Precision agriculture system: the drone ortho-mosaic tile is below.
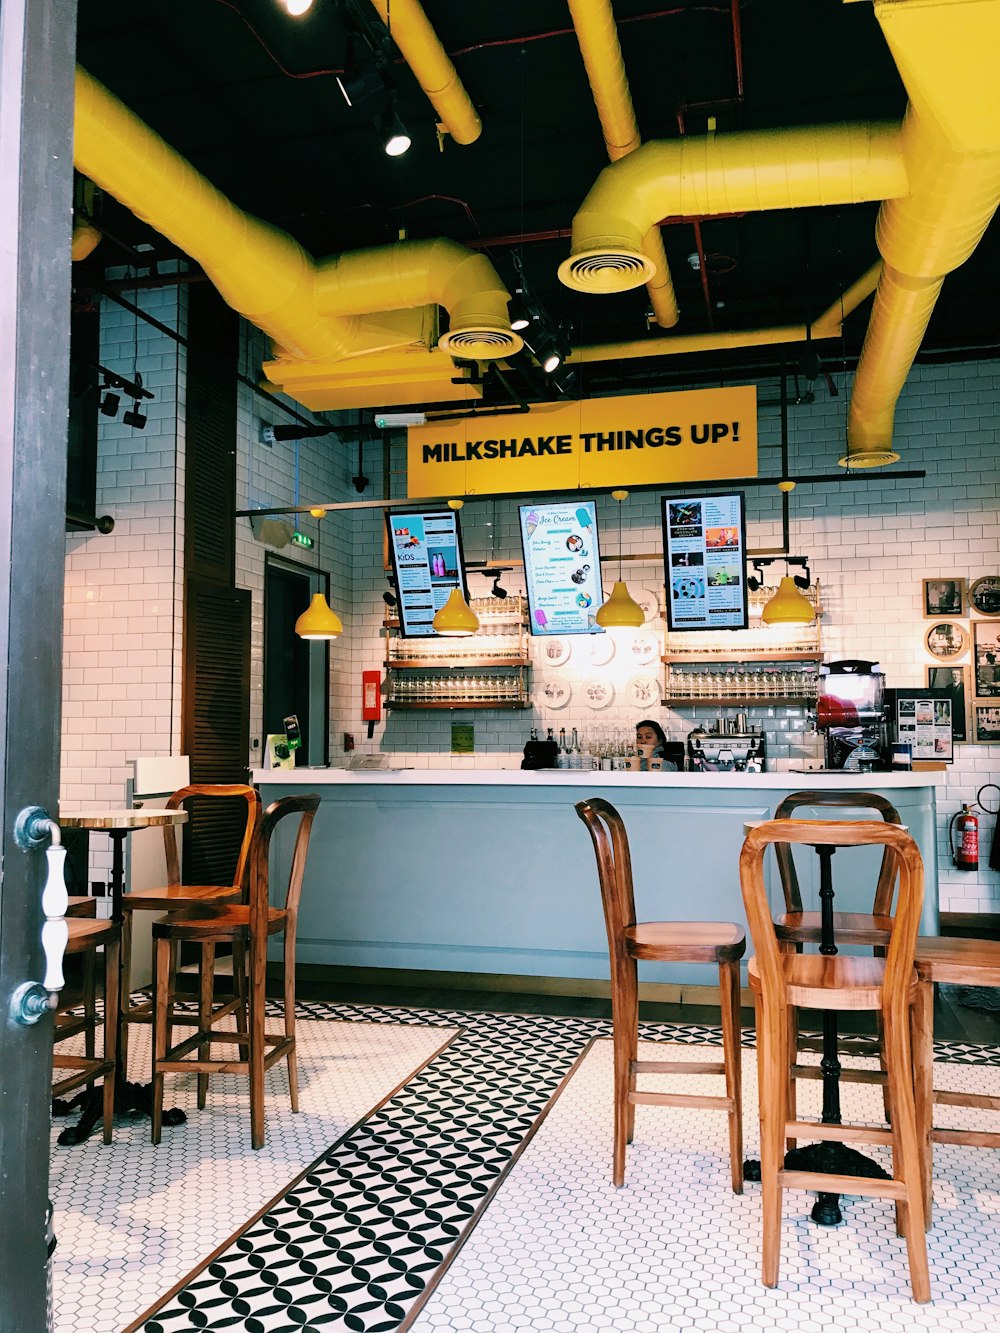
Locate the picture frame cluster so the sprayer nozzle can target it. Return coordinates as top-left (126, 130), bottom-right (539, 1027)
top-left (922, 574), bottom-right (1000, 743)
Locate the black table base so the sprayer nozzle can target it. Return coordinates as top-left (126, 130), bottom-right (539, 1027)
top-left (744, 1141), bottom-right (890, 1225)
top-left (52, 1083), bottom-right (186, 1145)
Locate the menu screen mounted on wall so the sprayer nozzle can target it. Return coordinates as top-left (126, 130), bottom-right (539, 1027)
top-left (385, 508), bottom-right (469, 637)
top-left (661, 491), bottom-right (749, 631)
top-left (519, 501), bottom-right (606, 636)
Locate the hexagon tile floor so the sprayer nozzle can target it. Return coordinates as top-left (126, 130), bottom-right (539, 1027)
top-left (49, 1001), bottom-right (1000, 1332)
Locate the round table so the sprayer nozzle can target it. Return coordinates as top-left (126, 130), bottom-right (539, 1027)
top-left (56, 808), bottom-right (188, 1143)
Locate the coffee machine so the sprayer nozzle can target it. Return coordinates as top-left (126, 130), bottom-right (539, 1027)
top-left (815, 659), bottom-right (888, 770)
top-left (687, 721), bottom-right (766, 773)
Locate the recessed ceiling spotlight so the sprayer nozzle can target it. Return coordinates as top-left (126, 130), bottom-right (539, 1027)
top-left (280, 0), bottom-right (314, 16)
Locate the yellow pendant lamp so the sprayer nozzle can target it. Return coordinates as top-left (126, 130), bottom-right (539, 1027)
top-left (295, 592), bottom-right (343, 640)
top-left (596, 490), bottom-right (644, 629)
top-left (761, 576), bottom-right (815, 625)
top-left (431, 498), bottom-right (480, 637)
top-left (432, 587), bottom-right (480, 636)
top-left (295, 507), bottom-right (343, 639)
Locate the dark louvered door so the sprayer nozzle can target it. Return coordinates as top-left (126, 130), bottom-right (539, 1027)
top-left (181, 286), bottom-right (248, 886)
top-left (184, 283), bottom-right (236, 584)
top-left (182, 578), bottom-right (251, 885)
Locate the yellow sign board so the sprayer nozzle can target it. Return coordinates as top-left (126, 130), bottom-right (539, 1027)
top-left (406, 385), bottom-right (757, 498)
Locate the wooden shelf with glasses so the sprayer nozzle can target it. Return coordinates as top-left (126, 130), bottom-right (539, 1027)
top-left (386, 699), bottom-right (530, 711)
top-left (383, 595), bottom-right (531, 710)
top-left (662, 583), bottom-right (822, 706)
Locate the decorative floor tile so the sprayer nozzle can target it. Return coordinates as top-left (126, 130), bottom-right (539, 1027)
top-left (49, 1016), bottom-right (454, 1333)
top-left (48, 1001), bottom-right (1000, 1333)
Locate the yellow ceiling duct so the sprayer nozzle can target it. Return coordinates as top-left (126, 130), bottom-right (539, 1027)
top-left (71, 221), bottom-right (101, 262)
top-left (566, 0), bottom-right (679, 329)
top-left (841, 0), bottom-right (1000, 467)
top-left (567, 262), bottom-right (881, 365)
top-left (315, 239), bottom-right (520, 359)
top-left (367, 0), bottom-right (481, 145)
top-left (73, 66), bottom-right (516, 407)
top-left (558, 123), bottom-right (907, 294)
top-left (559, 0), bottom-right (1000, 469)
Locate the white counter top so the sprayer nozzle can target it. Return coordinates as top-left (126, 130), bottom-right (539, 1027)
top-left (253, 767), bottom-right (938, 791)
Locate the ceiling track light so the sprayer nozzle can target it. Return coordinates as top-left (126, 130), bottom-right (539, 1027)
top-left (378, 92), bottom-right (411, 157)
top-left (747, 556), bottom-right (816, 625)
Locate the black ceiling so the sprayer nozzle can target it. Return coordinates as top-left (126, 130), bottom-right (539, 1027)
top-left (75, 0), bottom-right (1000, 403)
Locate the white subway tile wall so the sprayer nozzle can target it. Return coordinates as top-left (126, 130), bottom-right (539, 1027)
top-left (60, 309), bottom-right (1000, 913)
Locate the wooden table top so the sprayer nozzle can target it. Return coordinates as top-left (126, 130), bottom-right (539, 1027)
top-left (59, 809), bottom-right (187, 830)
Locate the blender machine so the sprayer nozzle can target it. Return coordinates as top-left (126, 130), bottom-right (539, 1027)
top-left (815, 660), bottom-right (888, 770)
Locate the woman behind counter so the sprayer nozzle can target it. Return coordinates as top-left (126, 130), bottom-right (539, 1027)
top-left (635, 719), bottom-right (679, 771)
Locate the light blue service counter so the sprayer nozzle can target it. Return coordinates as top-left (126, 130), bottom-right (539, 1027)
top-left (252, 769), bottom-right (940, 990)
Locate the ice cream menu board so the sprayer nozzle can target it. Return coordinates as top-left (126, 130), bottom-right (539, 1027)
top-left (385, 508), bottom-right (468, 637)
top-left (661, 491), bottom-right (748, 631)
top-left (519, 501), bottom-right (605, 636)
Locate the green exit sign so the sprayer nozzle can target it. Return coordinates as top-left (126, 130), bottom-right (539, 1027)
top-left (291, 531), bottom-right (313, 549)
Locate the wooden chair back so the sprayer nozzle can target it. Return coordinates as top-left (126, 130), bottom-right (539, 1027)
top-left (162, 784), bottom-right (261, 889)
top-left (772, 791), bottom-right (902, 917)
top-left (740, 818), bottom-right (924, 1016)
top-left (575, 797), bottom-right (637, 958)
top-left (248, 794), bottom-right (321, 947)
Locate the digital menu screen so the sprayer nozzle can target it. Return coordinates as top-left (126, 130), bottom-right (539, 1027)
top-left (385, 508), bottom-right (469, 637)
top-left (661, 491), bottom-right (748, 631)
top-left (519, 501), bottom-right (605, 636)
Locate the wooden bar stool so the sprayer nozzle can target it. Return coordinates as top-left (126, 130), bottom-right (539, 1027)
top-left (53, 918), bottom-right (121, 1145)
top-left (150, 794), bottom-right (319, 1150)
top-left (740, 818), bottom-right (931, 1303)
top-left (119, 784), bottom-right (260, 1082)
top-left (575, 796), bottom-right (745, 1192)
top-left (912, 934), bottom-right (1000, 1219)
top-left (772, 791), bottom-right (902, 1127)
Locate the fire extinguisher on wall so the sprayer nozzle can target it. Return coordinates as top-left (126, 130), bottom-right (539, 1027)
top-left (950, 803), bottom-right (979, 872)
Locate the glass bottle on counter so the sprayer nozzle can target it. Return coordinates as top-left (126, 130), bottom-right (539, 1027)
top-left (557, 727), bottom-right (569, 768)
top-left (569, 728), bottom-right (582, 770)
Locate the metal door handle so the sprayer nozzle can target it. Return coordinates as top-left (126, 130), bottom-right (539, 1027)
top-left (9, 806), bottom-right (68, 1025)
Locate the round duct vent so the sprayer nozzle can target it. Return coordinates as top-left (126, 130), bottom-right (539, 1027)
top-left (838, 448), bottom-right (901, 469)
top-left (439, 327), bottom-right (524, 359)
top-left (558, 248), bottom-right (653, 293)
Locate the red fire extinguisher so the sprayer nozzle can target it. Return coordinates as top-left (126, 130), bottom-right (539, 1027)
top-left (950, 803), bottom-right (979, 872)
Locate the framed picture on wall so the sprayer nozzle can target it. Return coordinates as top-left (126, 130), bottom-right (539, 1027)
top-left (925, 665), bottom-right (971, 742)
top-left (924, 621), bottom-right (968, 661)
top-left (973, 619), bottom-right (1000, 697)
top-left (969, 576), bottom-right (1000, 617)
top-left (974, 703), bottom-right (1000, 744)
top-left (923, 577), bottom-right (965, 617)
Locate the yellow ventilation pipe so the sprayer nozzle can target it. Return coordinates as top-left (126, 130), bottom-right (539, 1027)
top-left (71, 222), bottom-right (101, 262)
top-left (316, 239), bottom-right (520, 359)
top-left (74, 66), bottom-right (359, 362)
top-left (558, 123), bottom-right (907, 294)
top-left (368, 0), bottom-right (481, 145)
top-left (73, 67), bottom-right (517, 367)
top-left (566, 0), bottom-right (679, 328)
top-left (841, 0), bottom-right (1000, 466)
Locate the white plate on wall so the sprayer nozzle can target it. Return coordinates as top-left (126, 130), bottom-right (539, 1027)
top-left (538, 636), bottom-right (571, 667)
top-left (633, 586), bottom-right (662, 623)
top-left (627, 675), bottom-right (660, 709)
top-left (624, 630), bottom-right (659, 666)
top-left (585, 634), bottom-right (615, 666)
top-left (582, 677), bottom-right (615, 709)
top-left (541, 678), bottom-right (571, 709)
